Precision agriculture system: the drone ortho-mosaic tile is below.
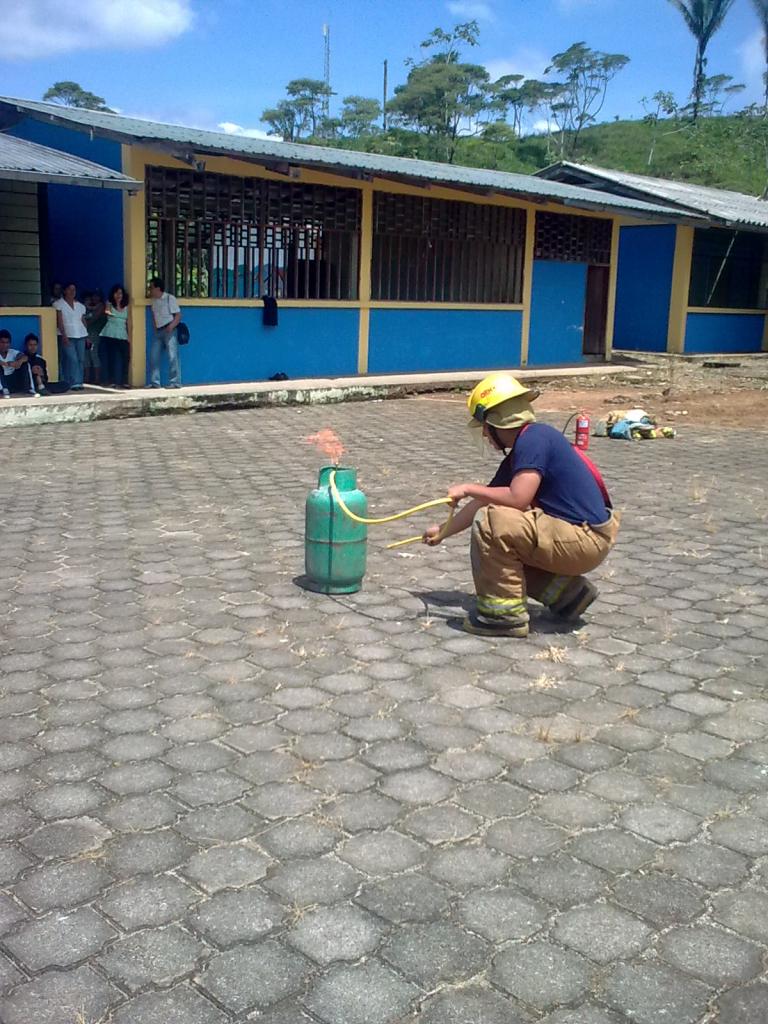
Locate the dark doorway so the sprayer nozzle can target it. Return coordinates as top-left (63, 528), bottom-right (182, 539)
top-left (583, 264), bottom-right (610, 356)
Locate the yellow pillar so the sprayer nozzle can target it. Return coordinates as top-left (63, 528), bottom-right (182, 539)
top-left (40, 307), bottom-right (58, 381)
top-left (667, 225), bottom-right (694, 355)
top-left (604, 218), bottom-right (621, 361)
top-left (357, 186), bottom-right (373, 374)
top-left (122, 145), bottom-right (148, 387)
top-left (519, 206), bottom-right (536, 367)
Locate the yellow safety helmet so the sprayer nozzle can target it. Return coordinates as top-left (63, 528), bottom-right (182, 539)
top-left (467, 374), bottom-right (539, 427)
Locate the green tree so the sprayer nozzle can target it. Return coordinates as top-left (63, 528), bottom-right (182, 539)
top-left (261, 78), bottom-right (333, 141)
top-left (261, 100), bottom-right (302, 141)
top-left (43, 81), bottom-right (112, 111)
top-left (642, 90), bottom-right (680, 166)
top-left (387, 21), bottom-right (491, 162)
top-left (489, 75), bottom-right (551, 137)
top-left (545, 42), bottom-right (629, 157)
top-left (667, 0), bottom-right (736, 122)
top-left (750, 0), bottom-right (768, 109)
top-left (340, 96), bottom-right (382, 137)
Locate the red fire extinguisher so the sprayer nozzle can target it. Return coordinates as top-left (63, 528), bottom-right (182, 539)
top-left (574, 410), bottom-right (591, 451)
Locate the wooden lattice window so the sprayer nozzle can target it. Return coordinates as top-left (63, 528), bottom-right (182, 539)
top-left (371, 193), bottom-right (525, 303)
top-left (535, 212), bottom-right (612, 265)
top-left (146, 167), bottom-right (361, 300)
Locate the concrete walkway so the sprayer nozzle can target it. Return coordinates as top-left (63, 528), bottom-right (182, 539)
top-left (0, 363), bottom-right (636, 429)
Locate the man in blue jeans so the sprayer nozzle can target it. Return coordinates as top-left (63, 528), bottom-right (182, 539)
top-left (149, 277), bottom-right (182, 388)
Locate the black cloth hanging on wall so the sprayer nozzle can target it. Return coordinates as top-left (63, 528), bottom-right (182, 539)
top-left (263, 296), bottom-right (278, 327)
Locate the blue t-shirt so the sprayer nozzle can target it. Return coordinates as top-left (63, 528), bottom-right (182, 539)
top-left (489, 422), bottom-right (609, 526)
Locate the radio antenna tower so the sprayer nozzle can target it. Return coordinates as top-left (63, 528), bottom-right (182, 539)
top-left (322, 23), bottom-right (331, 121)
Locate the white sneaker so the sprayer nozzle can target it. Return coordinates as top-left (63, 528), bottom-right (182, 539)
top-left (1, 389), bottom-right (9, 399)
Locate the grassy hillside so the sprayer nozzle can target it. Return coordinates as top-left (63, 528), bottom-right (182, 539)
top-left (457, 116), bottom-right (768, 196)
top-left (318, 115), bottom-right (768, 195)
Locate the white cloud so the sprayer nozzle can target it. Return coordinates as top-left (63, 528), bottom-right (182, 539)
top-left (218, 122), bottom-right (276, 141)
top-left (485, 48), bottom-right (549, 84)
top-left (532, 118), bottom-right (554, 135)
top-left (0, 0), bottom-right (193, 60)
top-left (740, 28), bottom-right (765, 82)
top-left (446, 0), bottom-right (494, 20)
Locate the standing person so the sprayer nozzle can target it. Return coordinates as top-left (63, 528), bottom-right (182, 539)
top-left (100, 284), bottom-right (131, 388)
top-left (53, 283), bottom-right (88, 390)
top-left (149, 277), bottom-right (181, 388)
top-left (422, 374), bottom-right (620, 638)
top-left (83, 289), bottom-right (107, 385)
top-left (0, 329), bottom-right (34, 398)
top-left (50, 282), bottom-right (63, 369)
top-left (23, 333), bottom-right (50, 395)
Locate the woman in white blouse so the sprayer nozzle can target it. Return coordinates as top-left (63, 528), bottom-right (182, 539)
top-left (53, 283), bottom-right (88, 390)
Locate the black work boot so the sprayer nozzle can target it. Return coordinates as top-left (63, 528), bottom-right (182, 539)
top-left (549, 577), bottom-right (598, 621)
top-left (462, 609), bottom-right (529, 638)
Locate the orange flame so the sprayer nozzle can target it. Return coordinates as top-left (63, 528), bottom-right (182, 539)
top-left (305, 429), bottom-right (346, 465)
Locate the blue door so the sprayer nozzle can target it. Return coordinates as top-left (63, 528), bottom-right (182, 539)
top-left (528, 260), bottom-right (587, 365)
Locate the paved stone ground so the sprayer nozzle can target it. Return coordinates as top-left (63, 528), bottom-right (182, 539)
top-left (1, 399), bottom-right (767, 1024)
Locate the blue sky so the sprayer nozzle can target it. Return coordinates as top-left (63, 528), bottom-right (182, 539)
top-left (1, 0), bottom-right (766, 137)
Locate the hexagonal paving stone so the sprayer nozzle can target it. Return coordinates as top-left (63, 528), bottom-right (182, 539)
top-left (100, 874), bottom-right (201, 930)
top-left (111, 984), bottom-right (228, 1024)
top-left (3, 906), bottom-right (117, 971)
top-left (601, 962), bottom-right (712, 1024)
top-left (491, 941), bottom-right (591, 1010)
top-left (357, 872), bottom-right (451, 923)
top-left (0, 966), bottom-right (121, 1024)
top-left (338, 830), bottom-right (425, 875)
top-left (382, 921), bottom-right (489, 988)
top-left (621, 803), bottom-right (701, 844)
top-left (197, 940), bottom-right (309, 1015)
top-left (459, 887), bottom-right (548, 942)
top-left (182, 843), bottom-right (272, 892)
top-left (416, 985), bottom-right (530, 1024)
top-left (553, 903), bottom-right (652, 963)
top-left (658, 924), bottom-right (763, 986)
top-left (188, 888), bottom-right (284, 947)
top-left (264, 857), bottom-right (362, 906)
top-left (717, 983), bottom-right (768, 1024)
top-left (287, 903), bottom-right (383, 964)
top-left (97, 925), bottom-right (208, 992)
top-left (302, 960), bottom-right (418, 1024)
top-left (14, 858), bottom-right (111, 913)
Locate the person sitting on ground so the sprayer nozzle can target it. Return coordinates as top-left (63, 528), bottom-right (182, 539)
top-left (422, 373), bottom-right (620, 638)
top-left (0, 329), bottom-right (34, 398)
top-left (23, 333), bottom-right (50, 396)
top-left (84, 289), bottom-right (107, 385)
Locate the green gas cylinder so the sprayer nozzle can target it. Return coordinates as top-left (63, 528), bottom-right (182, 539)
top-left (305, 466), bottom-right (367, 594)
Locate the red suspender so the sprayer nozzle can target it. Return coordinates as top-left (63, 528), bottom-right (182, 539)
top-left (516, 424), bottom-right (613, 509)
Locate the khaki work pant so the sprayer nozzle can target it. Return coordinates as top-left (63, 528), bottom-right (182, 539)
top-left (470, 506), bottom-right (621, 623)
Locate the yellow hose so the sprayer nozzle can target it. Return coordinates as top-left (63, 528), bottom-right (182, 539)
top-left (328, 469), bottom-right (454, 549)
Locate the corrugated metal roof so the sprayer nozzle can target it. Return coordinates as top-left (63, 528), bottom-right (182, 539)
top-left (0, 131), bottom-right (141, 189)
top-left (0, 97), bottom-right (703, 223)
top-left (538, 161), bottom-right (768, 230)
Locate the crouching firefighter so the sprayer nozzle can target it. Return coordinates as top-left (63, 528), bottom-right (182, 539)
top-left (423, 374), bottom-right (620, 638)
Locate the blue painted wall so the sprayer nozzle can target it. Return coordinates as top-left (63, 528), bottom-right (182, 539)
top-left (367, 309), bottom-right (522, 373)
top-left (527, 260), bottom-right (587, 365)
top-left (613, 224), bottom-right (675, 352)
top-left (0, 315), bottom-right (41, 346)
top-left (685, 312), bottom-right (765, 354)
top-left (9, 118), bottom-right (124, 295)
top-left (144, 307), bottom-right (359, 385)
